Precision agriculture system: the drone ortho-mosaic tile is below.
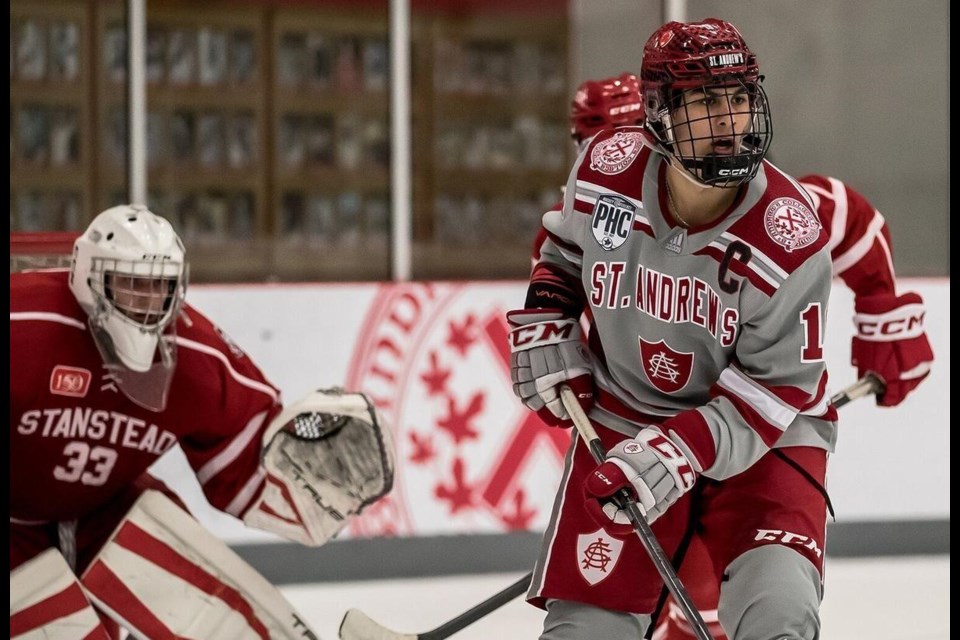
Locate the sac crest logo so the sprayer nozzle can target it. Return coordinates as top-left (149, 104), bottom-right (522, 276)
top-left (577, 530), bottom-right (624, 585)
top-left (764, 198), bottom-right (821, 253)
top-left (639, 338), bottom-right (694, 394)
top-left (345, 283), bottom-right (569, 537)
top-left (590, 131), bottom-right (644, 175)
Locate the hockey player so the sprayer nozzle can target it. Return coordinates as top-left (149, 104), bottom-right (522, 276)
top-left (534, 70), bottom-right (935, 640)
top-left (530, 72), bottom-right (645, 275)
top-left (510, 18), bottom-right (839, 638)
top-left (652, 173), bottom-right (935, 640)
top-left (10, 205), bottom-right (394, 639)
top-left (569, 72), bottom-right (646, 152)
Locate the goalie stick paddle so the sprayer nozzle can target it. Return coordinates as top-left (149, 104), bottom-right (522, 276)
top-left (338, 374), bottom-right (883, 640)
top-left (338, 572), bottom-right (530, 640)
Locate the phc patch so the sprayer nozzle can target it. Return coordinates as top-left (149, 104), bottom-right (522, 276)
top-left (50, 365), bottom-right (92, 398)
top-left (639, 338), bottom-right (694, 394)
top-left (591, 194), bottom-right (636, 251)
top-left (577, 530), bottom-right (624, 585)
top-left (589, 131), bottom-right (645, 175)
top-left (764, 198), bottom-right (821, 253)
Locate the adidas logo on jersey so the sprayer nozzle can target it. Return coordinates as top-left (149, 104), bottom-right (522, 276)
top-left (664, 231), bottom-right (684, 254)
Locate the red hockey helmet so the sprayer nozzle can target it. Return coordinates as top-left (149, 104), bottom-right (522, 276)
top-left (641, 19), bottom-right (772, 188)
top-left (569, 72), bottom-right (645, 144)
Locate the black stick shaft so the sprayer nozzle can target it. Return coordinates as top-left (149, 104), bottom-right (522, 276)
top-left (561, 386), bottom-right (714, 640)
top-left (420, 573), bottom-right (531, 640)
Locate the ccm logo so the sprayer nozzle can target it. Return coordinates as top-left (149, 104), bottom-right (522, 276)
top-left (609, 103), bottom-right (643, 116)
top-left (754, 528), bottom-right (823, 558)
top-left (718, 167), bottom-right (749, 177)
top-left (857, 313), bottom-right (924, 338)
top-left (510, 321), bottom-right (574, 348)
top-left (595, 471), bottom-right (613, 486)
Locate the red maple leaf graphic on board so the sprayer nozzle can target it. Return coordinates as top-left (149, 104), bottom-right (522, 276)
top-left (420, 351), bottom-right (451, 396)
top-left (447, 314), bottom-right (478, 356)
top-left (499, 488), bottom-right (537, 531)
top-left (437, 392), bottom-right (483, 444)
top-left (408, 431), bottom-right (435, 465)
top-left (434, 458), bottom-right (473, 513)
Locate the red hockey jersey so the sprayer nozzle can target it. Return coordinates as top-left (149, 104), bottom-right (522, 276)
top-left (10, 270), bottom-right (281, 524)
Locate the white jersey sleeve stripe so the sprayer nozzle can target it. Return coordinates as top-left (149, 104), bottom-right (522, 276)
top-left (826, 177), bottom-right (849, 253)
top-left (575, 179), bottom-right (651, 224)
top-left (803, 184), bottom-right (823, 219)
top-left (10, 311), bottom-right (86, 330)
top-left (711, 231), bottom-right (791, 293)
top-left (574, 189), bottom-right (597, 206)
top-left (876, 231), bottom-right (897, 286)
top-left (831, 210), bottom-right (887, 276)
top-left (174, 336), bottom-right (280, 402)
top-left (717, 368), bottom-right (796, 431)
top-left (551, 243), bottom-right (584, 267)
top-left (197, 410), bottom-right (269, 485)
top-left (707, 239), bottom-right (782, 290)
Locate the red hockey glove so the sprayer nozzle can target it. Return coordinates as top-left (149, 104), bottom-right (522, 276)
top-left (583, 428), bottom-right (697, 538)
top-left (851, 292), bottom-right (934, 407)
top-left (507, 308), bottom-right (594, 427)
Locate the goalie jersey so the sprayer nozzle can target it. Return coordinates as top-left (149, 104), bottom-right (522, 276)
top-left (532, 127), bottom-right (838, 480)
top-left (10, 269), bottom-right (281, 524)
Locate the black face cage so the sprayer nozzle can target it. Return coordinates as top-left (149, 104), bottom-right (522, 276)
top-left (654, 78), bottom-right (772, 188)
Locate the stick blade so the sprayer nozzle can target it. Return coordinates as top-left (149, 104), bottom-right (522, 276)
top-left (339, 608), bottom-right (418, 640)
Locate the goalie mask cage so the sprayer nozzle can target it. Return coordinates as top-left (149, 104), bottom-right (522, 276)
top-left (10, 231), bottom-right (78, 273)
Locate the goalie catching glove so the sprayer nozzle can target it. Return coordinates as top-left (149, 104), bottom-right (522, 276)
top-left (584, 428), bottom-right (697, 536)
top-left (507, 308), bottom-right (594, 427)
top-left (246, 388), bottom-right (395, 546)
top-left (851, 291), bottom-right (934, 407)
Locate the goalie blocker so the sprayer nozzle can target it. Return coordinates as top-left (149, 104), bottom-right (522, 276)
top-left (246, 388), bottom-right (396, 546)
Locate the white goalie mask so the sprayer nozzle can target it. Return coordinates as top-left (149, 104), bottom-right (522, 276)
top-left (69, 204), bottom-right (187, 410)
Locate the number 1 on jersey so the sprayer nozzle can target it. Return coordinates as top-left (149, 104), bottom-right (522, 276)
top-left (800, 302), bottom-right (824, 362)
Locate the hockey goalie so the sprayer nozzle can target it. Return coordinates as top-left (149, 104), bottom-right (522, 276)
top-left (10, 205), bottom-right (395, 639)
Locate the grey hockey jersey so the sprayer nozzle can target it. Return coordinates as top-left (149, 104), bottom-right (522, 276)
top-left (530, 127), bottom-right (838, 481)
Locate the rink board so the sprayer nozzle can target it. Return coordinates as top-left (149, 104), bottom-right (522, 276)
top-left (149, 277), bottom-right (950, 571)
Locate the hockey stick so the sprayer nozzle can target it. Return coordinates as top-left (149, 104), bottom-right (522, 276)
top-left (338, 374), bottom-right (884, 640)
top-left (339, 572), bottom-right (530, 640)
top-left (559, 385), bottom-right (714, 640)
top-left (829, 371), bottom-right (884, 409)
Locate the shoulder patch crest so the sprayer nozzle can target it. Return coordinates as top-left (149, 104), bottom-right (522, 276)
top-left (763, 198), bottom-right (821, 253)
top-left (589, 131), bottom-right (645, 175)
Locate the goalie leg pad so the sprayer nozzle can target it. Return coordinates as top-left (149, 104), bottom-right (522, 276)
top-left (10, 548), bottom-right (112, 640)
top-left (252, 388), bottom-right (395, 546)
top-left (80, 490), bottom-right (319, 640)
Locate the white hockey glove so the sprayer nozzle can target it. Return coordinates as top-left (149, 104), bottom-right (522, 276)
top-left (507, 308), bottom-right (594, 427)
top-left (248, 388), bottom-right (395, 546)
top-left (583, 428), bottom-right (697, 536)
